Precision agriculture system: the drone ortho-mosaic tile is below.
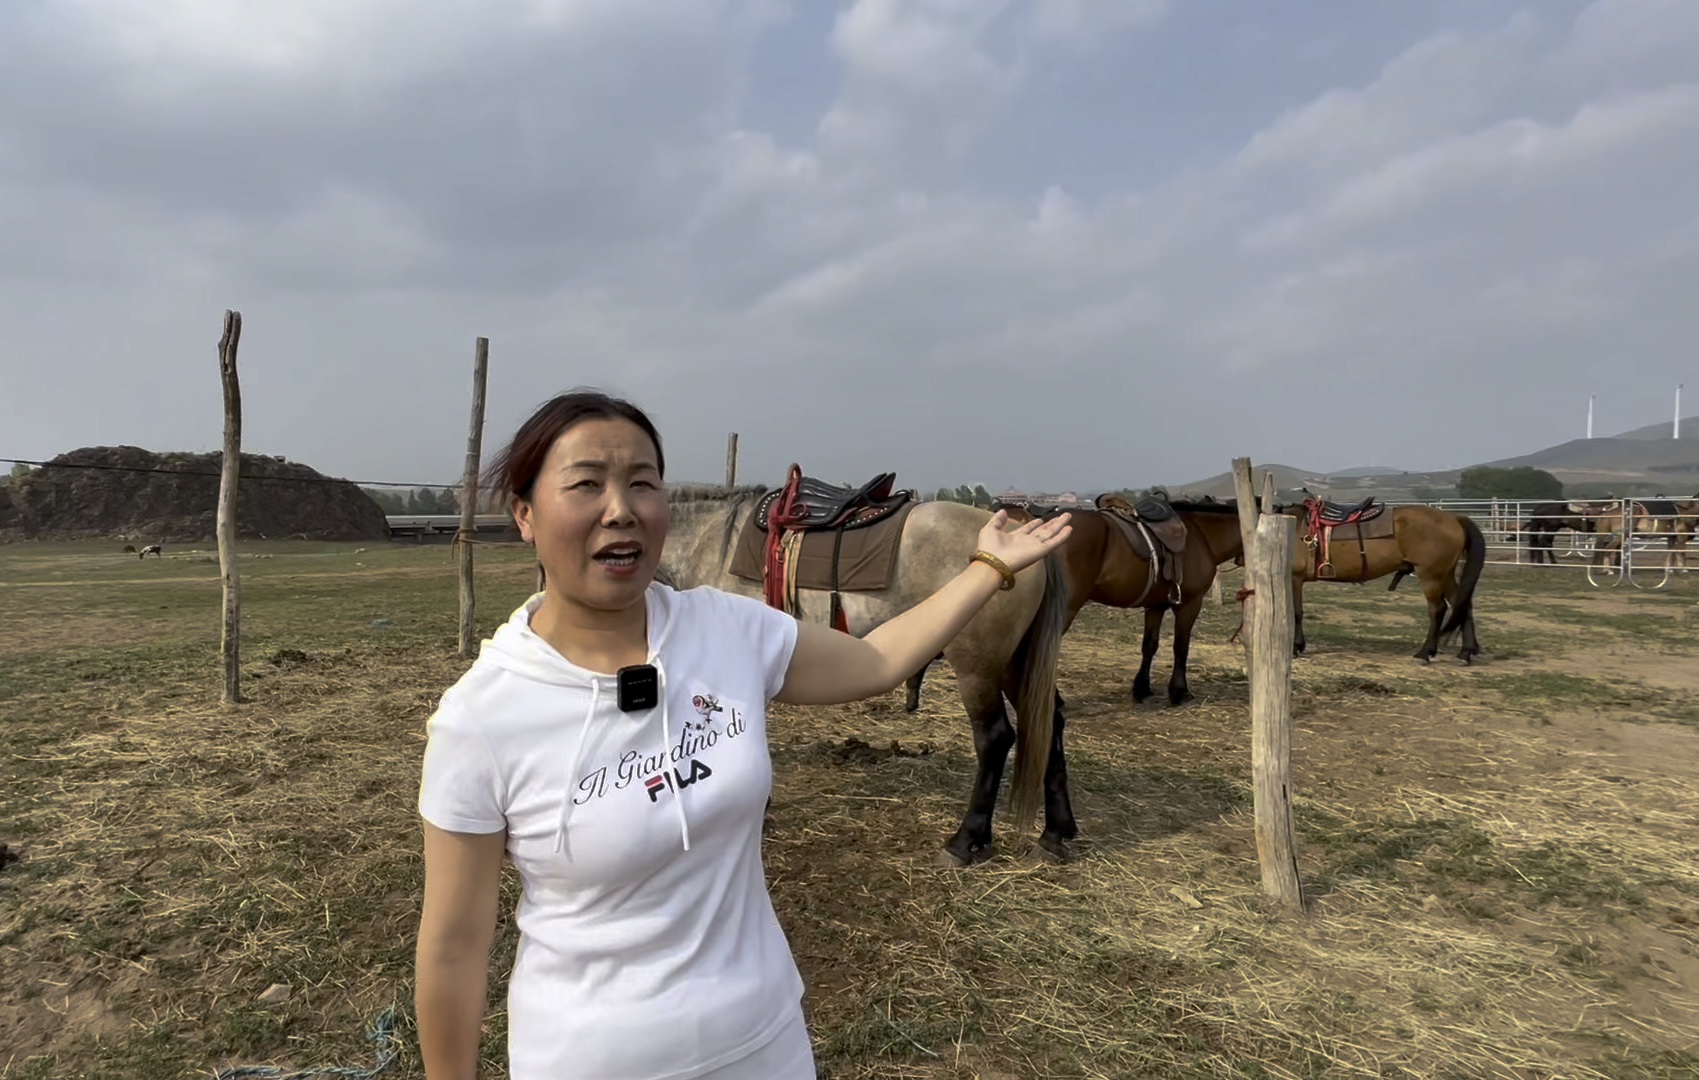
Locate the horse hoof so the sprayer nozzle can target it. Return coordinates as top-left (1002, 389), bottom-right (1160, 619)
top-left (936, 844), bottom-right (992, 869)
top-left (1168, 692), bottom-right (1194, 707)
top-left (1037, 834), bottom-right (1072, 862)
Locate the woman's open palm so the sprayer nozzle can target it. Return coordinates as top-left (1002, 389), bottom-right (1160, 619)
top-left (975, 509), bottom-right (1073, 574)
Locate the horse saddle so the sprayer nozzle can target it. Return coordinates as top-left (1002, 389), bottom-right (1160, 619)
top-left (1310, 495), bottom-right (1383, 527)
top-left (1095, 492), bottom-right (1189, 603)
top-left (733, 464), bottom-right (917, 635)
top-left (1298, 495), bottom-right (1395, 579)
top-left (754, 468), bottom-right (911, 532)
top-left (1095, 493), bottom-right (1187, 553)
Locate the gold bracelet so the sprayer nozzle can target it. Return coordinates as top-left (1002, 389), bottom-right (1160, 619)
top-left (969, 550), bottom-right (1017, 590)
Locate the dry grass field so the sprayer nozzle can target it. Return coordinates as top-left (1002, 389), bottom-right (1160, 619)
top-left (3, 537), bottom-right (1698, 1079)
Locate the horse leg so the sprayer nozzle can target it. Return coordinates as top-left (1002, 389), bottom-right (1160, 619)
top-left (906, 651), bottom-right (947, 711)
top-left (1414, 572), bottom-right (1447, 662)
top-left (941, 676), bottom-right (1015, 867)
top-left (1167, 594), bottom-right (1203, 707)
top-left (1130, 606), bottom-right (1164, 704)
top-left (1291, 576), bottom-right (1307, 655)
top-left (1036, 689), bottom-right (1077, 861)
top-left (1459, 603), bottom-right (1483, 662)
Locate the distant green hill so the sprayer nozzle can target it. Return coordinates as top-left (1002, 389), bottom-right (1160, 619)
top-left (1166, 415), bottom-right (1699, 501)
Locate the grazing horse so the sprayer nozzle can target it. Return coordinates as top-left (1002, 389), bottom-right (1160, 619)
top-left (1519, 501), bottom-right (1595, 564)
top-left (655, 478), bottom-right (1074, 865)
top-left (137, 544), bottom-right (162, 559)
top-left (906, 494), bottom-right (1247, 709)
top-left (1584, 495), bottom-right (1699, 571)
top-left (1273, 497), bottom-right (1485, 663)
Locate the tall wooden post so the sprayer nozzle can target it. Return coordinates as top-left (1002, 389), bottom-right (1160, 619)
top-left (216, 311), bottom-right (244, 705)
top-left (1230, 457), bottom-right (1304, 911)
top-left (725, 432), bottom-right (739, 488)
top-left (1249, 511), bottom-right (1304, 910)
top-left (457, 337), bottom-right (490, 658)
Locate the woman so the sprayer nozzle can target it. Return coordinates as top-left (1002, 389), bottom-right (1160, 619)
top-left (414, 390), bottom-right (1071, 1080)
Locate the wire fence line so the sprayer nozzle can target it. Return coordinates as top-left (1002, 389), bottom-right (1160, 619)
top-left (7, 455), bottom-right (1696, 586)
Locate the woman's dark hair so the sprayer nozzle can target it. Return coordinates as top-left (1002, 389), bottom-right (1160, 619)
top-left (485, 389), bottom-right (665, 501)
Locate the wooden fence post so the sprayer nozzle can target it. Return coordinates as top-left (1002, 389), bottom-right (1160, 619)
top-left (457, 337), bottom-right (490, 658)
top-left (216, 311), bottom-right (244, 705)
top-left (725, 432), bottom-right (739, 489)
top-left (1249, 511), bottom-right (1305, 910)
top-left (1230, 456), bottom-right (1305, 911)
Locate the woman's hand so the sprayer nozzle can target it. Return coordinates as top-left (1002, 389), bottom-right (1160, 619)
top-left (973, 509), bottom-right (1073, 573)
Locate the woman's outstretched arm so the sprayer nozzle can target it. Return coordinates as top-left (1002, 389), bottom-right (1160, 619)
top-left (775, 510), bottom-right (1070, 706)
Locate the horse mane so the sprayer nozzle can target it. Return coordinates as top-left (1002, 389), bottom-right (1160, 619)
top-left (666, 483), bottom-right (770, 503)
top-left (666, 483), bottom-right (771, 570)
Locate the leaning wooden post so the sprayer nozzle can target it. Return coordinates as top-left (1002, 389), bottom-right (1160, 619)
top-left (1229, 457), bottom-right (1305, 911)
top-left (1249, 510), bottom-right (1305, 910)
top-left (456, 337), bottom-right (490, 658)
top-left (725, 432), bottom-right (739, 488)
top-left (216, 310), bottom-right (244, 705)
top-left (1232, 458), bottom-right (1259, 588)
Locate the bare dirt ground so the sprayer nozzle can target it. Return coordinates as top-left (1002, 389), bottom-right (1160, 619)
top-left (2, 541), bottom-right (1696, 1079)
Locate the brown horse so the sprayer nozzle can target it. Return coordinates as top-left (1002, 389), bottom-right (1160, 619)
top-left (1273, 498), bottom-right (1486, 663)
top-left (655, 481), bottom-right (1074, 865)
top-left (906, 494), bottom-right (1248, 709)
top-left (1580, 495), bottom-right (1699, 572)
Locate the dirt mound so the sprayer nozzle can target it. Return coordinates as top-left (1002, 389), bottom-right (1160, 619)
top-left (0, 446), bottom-right (392, 543)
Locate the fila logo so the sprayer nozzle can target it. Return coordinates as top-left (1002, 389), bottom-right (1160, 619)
top-left (645, 758), bottom-right (714, 802)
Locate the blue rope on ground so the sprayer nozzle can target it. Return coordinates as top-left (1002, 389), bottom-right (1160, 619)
top-left (213, 1006), bottom-right (400, 1080)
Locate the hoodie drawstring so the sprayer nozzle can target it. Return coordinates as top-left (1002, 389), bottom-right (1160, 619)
top-left (554, 679), bottom-right (601, 854)
top-left (651, 657), bottom-right (690, 852)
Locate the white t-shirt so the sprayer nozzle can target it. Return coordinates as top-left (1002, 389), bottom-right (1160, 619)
top-left (418, 582), bottom-right (804, 1080)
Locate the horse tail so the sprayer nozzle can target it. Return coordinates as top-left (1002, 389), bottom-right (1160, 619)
top-left (1439, 515), bottom-right (1486, 641)
top-left (1005, 551), bottom-right (1068, 837)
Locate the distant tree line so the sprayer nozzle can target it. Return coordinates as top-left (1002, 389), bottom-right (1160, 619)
top-left (1455, 467), bottom-right (1564, 500)
top-left (932, 484), bottom-right (995, 507)
top-left (362, 487), bottom-right (457, 515)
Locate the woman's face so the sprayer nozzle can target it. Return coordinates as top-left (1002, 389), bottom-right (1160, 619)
top-left (513, 416), bottom-right (669, 615)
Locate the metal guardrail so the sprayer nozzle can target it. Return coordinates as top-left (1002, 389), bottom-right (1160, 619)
top-left (385, 514), bottom-right (516, 541)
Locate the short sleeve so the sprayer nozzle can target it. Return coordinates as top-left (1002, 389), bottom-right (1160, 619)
top-left (417, 693), bottom-right (508, 834)
top-left (709, 588), bottom-right (800, 700)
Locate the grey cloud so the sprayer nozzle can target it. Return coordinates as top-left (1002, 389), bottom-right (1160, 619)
top-left (2, 0), bottom-right (1696, 493)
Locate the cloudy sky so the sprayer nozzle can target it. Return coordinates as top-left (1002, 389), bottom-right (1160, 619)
top-left (2, 0), bottom-right (1695, 494)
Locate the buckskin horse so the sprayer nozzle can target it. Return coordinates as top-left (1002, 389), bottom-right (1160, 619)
top-left (1274, 495), bottom-right (1486, 663)
top-left (655, 467), bottom-right (1074, 865)
top-left (905, 491), bottom-right (1247, 709)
